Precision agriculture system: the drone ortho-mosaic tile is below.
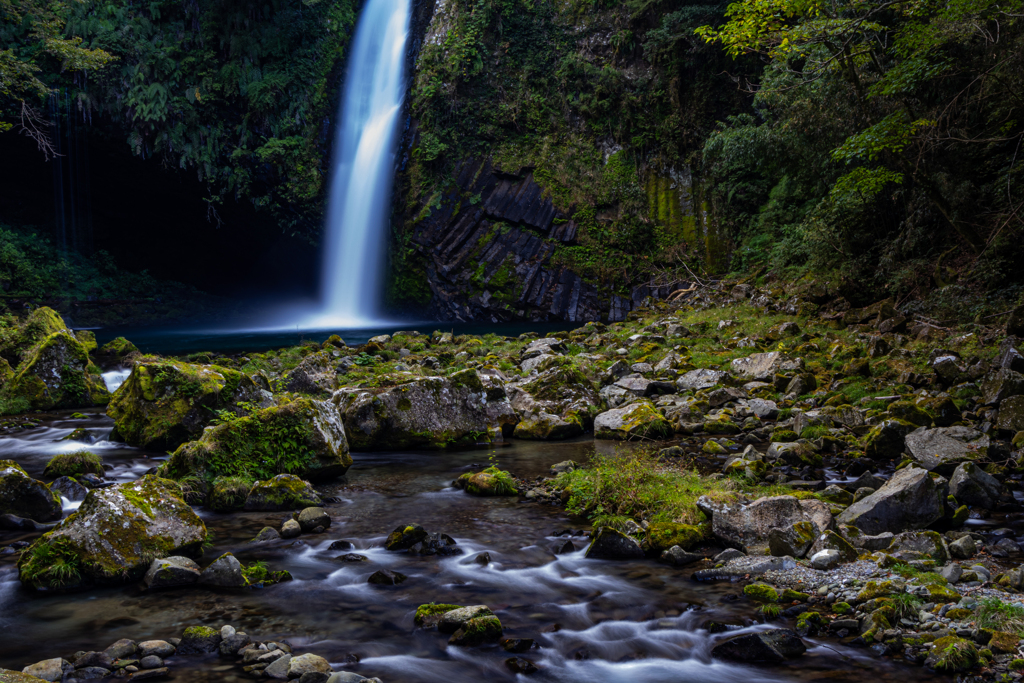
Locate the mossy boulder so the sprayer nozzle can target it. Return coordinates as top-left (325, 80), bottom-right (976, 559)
top-left (385, 524), bottom-right (428, 550)
top-left (925, 636), bottom-right (979, 672)
top-left (926, 583), bottom-right (961, 603)
top-left (0, 460), bottom-right (62, 522)
top-left (886, 401), bottom-right (933, 427)
top-left (455, 468), bottom-right (517, 496)
top-left (43, 450), bottom-right (103, 478)
top-left (448, 616), bottom-right (503, 646)
top-left (3, 331), bottom-right (108, 411)
top-left (334, 369), bottom-right (517, 450)
top-left (285, 351), bottom-right (336, 395)
top-left (0, 307), bottom-right (68, 363)
top-left (511, 360), bottom-right (605, 427)
top-left (743, 583), bottom-right (779, 602)
top-left (208, 476), bottom-right (254, 512)
top-left (768, 520), bottom-right (817, 558)
top-left (107, 359), bottom-right (270, 451)
top-left (988, 630), bottom-right (1019, 653)
top-left (916, 396), bottom-right (962, 427)
top-left (415, 603), bottom-right (463, 628)
top-left (243, 474), bottom-right (322, 511)
top-left (837, 466), bottom-right (944, 534)
top-left (643, 522), bottom-right (702, 553)
top-left (856, 580), bottom-right (898, 602)
top-left (513, 411), bottom-right (584, 440)
top-left (161, 396), bottom-right (350, 491)
top-left (95, 337), bottom-right (138, 361)
top-left (0, 669), bottom-right (49, 683)
top-left (594, 400), bottom-right (673, 440)
top-left (863, 419), bottom-right (914, 460)
top-left (17, 475), bottom-right (206, 589)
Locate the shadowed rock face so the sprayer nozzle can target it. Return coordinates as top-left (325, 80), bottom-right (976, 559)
top-left (396, 158), bottom-right (692, 323)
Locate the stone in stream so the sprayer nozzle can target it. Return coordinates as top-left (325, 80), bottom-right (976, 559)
top-left (449, 616), bottom-right (503, 646)
top-left (164, 397), bottom-right (350, 494)
top-left (505, 657), bottom-right (538, 674)
top-left (367, 569), bottom-right (407, 585)
top-left (659, 545), bottom-right (704, 567)
top-left (438, 606), bottom-right (495, 633)
top-left (176, 626), bottom-right (222, 655)
top-left (0, 460), bottom-right (62, 522)
top-left (137, 642), bottom-right (175, 659)
top-left (252, 527), bottom-right (281, 543)
top-left (220, 633), bottom-right (252, 657)
top-left (298, 507), bottom-right (331, 532)
top-left (501, 638), bottom-right (536, 653)
top-left (281, 519), bottom-right (302, 539)
top-left (199, 552), bottom-right (246, 587)
top-left (593, 401), bottom-right (673, 441)
top-left (287, 654), bottom-right (332, 678)
top-left (836, 466), bottom-right (944, 535)
top-left (73, 652), bottom-right (113, 669)
top-left (49, 475), bottom-right (88, 502)
top-left (296, 673), bottom-right (331, 683)
top-left (244, 474), bottom-right (323, 512)
top-left (264, 654), bottom-right (293, 679)
top-left (143, 556), bottom-right (200, 589)
top-left (584, 527), bottom-right (644, 560)
top-left (334, 369), bottom-right (517, 449)
top-left (3, 324), bottom-right (109, 411)
top-left (138, 656), bottom-right (163, 669)
top-left (16, 475), bottom-right (206, 590)
top-left (711, 628), bottom-right (806, 662)
top-left (385, 524), bottom-right (428, 550)
top-left (21, 657), bottom-right (72, 682)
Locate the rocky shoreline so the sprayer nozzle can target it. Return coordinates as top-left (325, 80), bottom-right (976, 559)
top-left (3, 280), bottom-right (1024, 680)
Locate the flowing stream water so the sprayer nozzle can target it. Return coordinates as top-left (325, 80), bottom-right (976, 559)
top-left (308, 0), bottom-right (412, 328)
top-left (0, 410), bottom-right (946, 683)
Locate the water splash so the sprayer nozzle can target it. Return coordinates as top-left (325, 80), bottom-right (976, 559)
top-left (306, 0), bottom-right (411, 328)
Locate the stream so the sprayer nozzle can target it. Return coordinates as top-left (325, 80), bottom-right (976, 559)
top-left (0, 410), bottom-right (945, 683)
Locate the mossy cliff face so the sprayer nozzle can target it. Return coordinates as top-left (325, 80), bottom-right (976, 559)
top-left (388, 0), bottom-right (747, 322)
top-left (17, 474), bottom-right (206, 590)
top-left (333, 368), bottom-right (517, 449)
top-left (161, 396), bottom-right (351, 488)
top-left (106, 359), bottom-right (271, 451)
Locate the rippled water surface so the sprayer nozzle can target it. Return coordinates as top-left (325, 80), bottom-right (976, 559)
top-left (0, 411), bottom-right (944, 683)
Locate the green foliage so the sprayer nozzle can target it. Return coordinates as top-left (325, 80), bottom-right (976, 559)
top-left (18, 535), bottom-right (82, 587)
top-left (976, 598), bottom-right (1024, 636)
top-left (481, 465), bottom-right (516, 496)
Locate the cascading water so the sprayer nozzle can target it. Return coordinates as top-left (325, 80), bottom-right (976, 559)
top-left (308, 0), bottom-right (411, 327)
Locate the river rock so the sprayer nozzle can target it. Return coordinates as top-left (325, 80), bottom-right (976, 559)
top-left (177, 625), bottom-right (222, 655)
top-left (0, 460), bottom-right (62, 522)
top-left (16, 475), bottom-right (206, 589)
top-left (949, 461), bottom-right (1004, 508)
top-left (368, 569), bottom-right (407, 585)
top-left (510, 361), bottom-right (605, 427)
top-left (593, 401), bottom-right (672, 440)
top-left (287, 654), bottom-right (332, 678)
top-left (21, 658), bottom-right (71, 682)
top-left (513, 411), bottom-right (583, 440)
top-left (385, 523), bottom-right (428, 550)
top-left (264, 653), bottom-right (293, 679)
top-left (253, 526), bottom-right (282, 542)
top-left (408, 532), bottom-right (461, 556)
top-left (887, 530), bottom-right (950, 563)
top-left (73, 652), bottom-right (112, 669)
top-left (285, 352), bottom-right (336, 395)
top-left (281, 519), bottom-right (302, 538)
top-left (335, 369), bottom-right (517, 449)
top-left (49, 475), bottom-right (88, 502)
top-left (905, 426), bottom-right (989, 473)
top-left (199, 552), bottom-right (246, 587)
top-left (836, 466), bottom-right (944, 534)
top-left (438, 605), bottom-right (495, 633)
top-left (585, 527), bottom-right (644, 559)
top-left (711, 628), bottom-right (806, 662)
top-left (660, 545), bottom-right (705, 567)
top-left (107, 359), bottom-right (270, 450)
top-left (982, 368), bottom-right (1024, 405)
top-left (163, 397), bottom-right (350, 492)
top-left (692, 555), bottom-right (797, 580)
top-left (219, 633), bottom-right (251, 657)
top-left (711, 495), bottom-right (832, 553)
top-left (244, 474), bottom-right (323, 512)
top-left (137, 641), bottom-right (175, 658)
top-left (768, 521), bottom-right (816, 558)
top-left (298, 507), bottom-right (331, 532)
top-left (143, 556), bottom-right (200, 589)
top-left (449, 616), bottom-right (503, 646)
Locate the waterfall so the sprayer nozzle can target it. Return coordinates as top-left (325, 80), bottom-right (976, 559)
top-left (310, 0), bottom-right (411, 327)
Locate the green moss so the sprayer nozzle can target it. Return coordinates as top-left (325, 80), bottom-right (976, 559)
top-left (209, 475), bottom-right (255, 512)
top-left (645, 522), bottom-right (703, 552)
top-left (929, 636), bottom-right (980, 673)
top-left (414, 603), bottom-right (463, 626)
top-left (857, 580), bottom-right (898, 602)
top-left (743, 583), bottom-right (779, 602)
top-left (183, 626), bottom-right (218, 639)
top-left (833, 601), bottom-right (852, 614)
top-left (43, 450), bottom-right (103, 478)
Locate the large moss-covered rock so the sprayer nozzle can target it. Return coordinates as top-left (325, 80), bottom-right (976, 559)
top-left (17, 475), bottom-right (205, 589)
top-left (95, 336), bottom-right (139, 361)
top-left (949, 461), bottom-right (1004, 509)
top-left (643, 522), bottom-right (702, 553)
top-left (863, 419), bottom-right (914, 460)
top-left (285, 351), bottom-right (336, 395)
top-left (509, 360), bottom-right (605, 427)
top-left (334, 369), bottom-right (517, 450)
top-left (0, 460), bottom-right (61, 522)
top-left (711, 495), bottom-right (832, 553)
top-left (594, 400), bottom-right (673, 440)
top-left (0, 307), bottom-right (67, 363)
top-left (3, 331), bottom-right (108, 410)
top-left (161, 396), bottom-right (350, 490)
top-left (836, 466), bottom-right (944, 534)
top-left (0, 669), bottom-right (48, 683)
top-left (512, 411), bottom-right (583, 440)
top-left (107, 360), bottom-right (270, 451)
top-left (243, 474), bottom-right (322, 511)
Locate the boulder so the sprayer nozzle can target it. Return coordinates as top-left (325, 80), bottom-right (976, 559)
top-left (281, 519), bottom-right (302, 538)
top-left (593, 401), bottom-right (673, 440)
top-left (244, 475), bottom-right (323, 512)
top-left (660, 546), bottom-right (705, 567)
top-left (676, 369), bottom-right (729, 391)
top-left (385, 523), bottom-right (428, 551)
top-left (176, 625), bottom-right (222, 655)
top-left (949, 535), bottom-right (976, 559)
top-left (49, 475), bottom-right (88, 502)
top-left (21, 658), bottom-right (70, 682)
top-left (810, 549), bottom-right (842, 570)
top-left (731, 352), bottom-right (794, 382)
top-left (108, 359), bottom-right (271, 450)
top-left (199, 553), bottom-right (246, 587)
top-left (863, 419), bottom-right (914, 460)
top-left (585, 527), bottom-right (644, 559)
top-left (0, 460), bottom-right (62, 522)
top-left (298, 507), bottom-right (331, 532)
top-left (887, 531), bottom-right (950, 563)
top-left (905, 426), bottom-right (989, 474)
top-left (438, 605), bottom-right (495, 633)
top-left (455, 470), bottom-right (517, 496)
top-left (264, 654), bottom-right (292, 679)
top-left (511, 361), bottom-right (605, 427)
top-left (996, 395), bottom-right (1024, 432)
top-left (747, 399), bottom-right (780, 420)
top-left (137, 641), bottom-right (175, 658)
top-left (2, 328), bottom-right (108, 411)
top-left (448, 616), bottom-right (503, 646)
top-left (512, 412), bottom-right (583, 440)
top-left (711, 496), bottom-right (832, 553)
top-left (162, 397), bottom-right (350, 493)
top-left (768, 521), bottom-right (817, 558)
top-left (949, 461), bottom-right (1003, 509)
top-left (711, 629), bottom-right (806, 662)
top-left (836, 466), bottom-right (944, 535)
top-left (368, 569), bottom-right (407, 585)
top-left (692, 555), bottom-right (797, 580)
top-left (982, 368), bottom-right (1024, 405)
top-left (807, 530), bottom-right (858, 562)
top-left (17, 475), bottom-right (206, 589)
top-left (288, 654), bottom-right (332, 678)
top-left (285, 352), bottom-right (336, 395)
top-left (1, 669), bottom-right (53, 682)
top-left (143, 556), bottom-right (200, 589)
top-left (335, 369), bottom-right (517, 449)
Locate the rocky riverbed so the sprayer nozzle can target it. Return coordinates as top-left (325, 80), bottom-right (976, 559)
top-left (2, 280), bottom-right (1024, 681)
